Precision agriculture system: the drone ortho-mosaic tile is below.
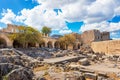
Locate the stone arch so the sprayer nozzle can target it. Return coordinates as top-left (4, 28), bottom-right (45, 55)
top-left (78, 43), bottom-right (81, 49)
top-left (73, 43), bottom-right (81, 50)
top-left (0, 33), bottom-right (12, 48)
top-left (73, 43), bottom-right (77, 50)
top-left (39, 41), bottom-right (45, 48)
top-left (60, 42), bottom-right (66, 50)
top-left (0, 37), bottom-right (7, 48)
top-left (28, 42), bottom-right (36, 48)
top-left (13, 40), bottom-right (23, 48)
top-left (54, 41), bottom-right (60, 49)
top-left (47, 41), bottom-right (53, 48)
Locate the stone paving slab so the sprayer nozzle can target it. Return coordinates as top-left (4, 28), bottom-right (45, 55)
top-left (43, 56), bottom-right (84, 64)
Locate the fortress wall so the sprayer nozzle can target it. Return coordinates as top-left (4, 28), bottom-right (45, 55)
top-left (81, 30), bottom-right (95, 44)
top-left (81, 30), bottom-right (110, 44)
top-left (91, 40), bottom-right (120, 55)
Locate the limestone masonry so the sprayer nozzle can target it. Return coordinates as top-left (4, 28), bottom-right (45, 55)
top-left (81, 29), bottom-right (110, 44)
top-left (91, 40), bottom-right (120, 54)
top-left (0, 24), bottom-right (120, 54)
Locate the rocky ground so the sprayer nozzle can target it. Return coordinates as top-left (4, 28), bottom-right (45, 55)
top-left (0, 45), bottom-right (120, 80)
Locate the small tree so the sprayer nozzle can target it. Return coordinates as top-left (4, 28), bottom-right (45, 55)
top-left (59, 34), bottom-right (76, 49)
top-left (8, 26), bottom-right (42, 48)
top-left (41, 26), bottom-right (51, 36)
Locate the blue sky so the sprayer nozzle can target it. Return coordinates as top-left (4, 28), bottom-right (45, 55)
top-left (0, 0), bottom-right (120, 39)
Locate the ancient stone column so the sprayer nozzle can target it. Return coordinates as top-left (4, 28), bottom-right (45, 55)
top-left (52, 42), bottom-right (55, 48)
top-left (46, 34), bottom-right (49, 37)
top-left (35, 43), bottom-right (39, 48)
top-left (43, 33), bottom-right (45, 37)
top-left (45, 42), bottom-right (48, 48)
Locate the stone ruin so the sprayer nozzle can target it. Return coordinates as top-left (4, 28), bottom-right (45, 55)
top-left (0, 44), bottom-right (120, 80)
top-left (0, 48), bottom-right (41, 80)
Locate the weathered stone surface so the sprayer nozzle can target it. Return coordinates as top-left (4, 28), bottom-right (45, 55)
top-left (91, 40), bottom-right (120, 54)
top-left (79, 68), bottom-right (94, 73)
top-left (7, 68), bottom-right (33, 80)
top-left (0, 48), bottom-right (42, 80)
top-left (0, 63), bottom-right (33, 80)
top-left (84, 73), bottom-right (97, 80)
top-left (0, 48), bottom-right (40, 68)
top-left (79, 58), bottom-right (90, 66)
top-left (97, 76), bottom-right (106, 80)
top-left (36, 77), bottom-right (46, 80)
top-left (0, 47), bottom-right (119, 80)
top-left (37, 57), bottom-right (44, 61)
top-left (0, 63), bottom-right (20, 78)
top-left (116, 73), bottom-right (120, 78)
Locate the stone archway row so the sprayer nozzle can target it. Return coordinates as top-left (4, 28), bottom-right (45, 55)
top-left (0, 38), bottom-right (81, 50)
top-left (0, 33), bottom-right (81, 50)
top-left (39, 41), bottom-right (82, 50)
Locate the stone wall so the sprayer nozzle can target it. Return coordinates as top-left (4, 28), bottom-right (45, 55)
top-left (101, 32), bottom-right (110, 41)
top-left (91, 40), bottom-right (120, 55)
top-left (0, 24), bottom-right (112, 49)
top-left (81, 30), bottom-right (95, 44)
top-left (81, 30), bottom-right (110, 44)
top-left (0, 33), bottom-right (13, 47)
top-left (1, 24), bottom-right (19, 33)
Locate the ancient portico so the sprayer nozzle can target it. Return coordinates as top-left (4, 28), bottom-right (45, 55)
top-left (40, 37), bottom-right (58, 48)
top-left (1, 24), bottom-right (120, 55)
top-left (0, 24), bottom-right (60, 49)
top-left (0, 24), bottom-right (82, 49)
top-left (0, 31), bottom-right (60, 49)
top-left (0, 24), bottom-right (110, 49)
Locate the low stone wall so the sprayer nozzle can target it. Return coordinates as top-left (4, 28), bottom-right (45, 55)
top-left (91, 40), bottom-right (120, 55)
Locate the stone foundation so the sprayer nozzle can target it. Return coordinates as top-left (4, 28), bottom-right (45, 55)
top-left (91, 40), bottom-right (120, 55)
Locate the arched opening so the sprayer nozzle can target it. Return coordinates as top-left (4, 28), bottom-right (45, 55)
top-left (39, 41), bottom-right (45, 48)
top-left (73, 43), bottom-right (77, 50)
top-left (54, 41), bottom-right (60, 49)
top-left (13, 40), bottom-right (23, 48)
top-left (60, 43), bottom-right (66, 50)
top-left (78, 43), bottom-right (81, 49)
top-left (28, 43), bottom-right (36, 48)
top-left (0, 37), bottom-right (7, 48)
top-left (47, 41), bottom-right (53, 48)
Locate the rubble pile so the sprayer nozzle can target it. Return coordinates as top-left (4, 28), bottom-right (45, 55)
top-left (0, 48), bottom-right (40, 67)
top-left (0, 47), bottom-right (120, 80)
top-left (0, 63), bottom-right (34, 80)
top-left (0, 48), bottom-right (40, 80)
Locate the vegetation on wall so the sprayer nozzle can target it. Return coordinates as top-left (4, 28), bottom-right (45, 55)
top-left (7, 25), bottom-right (79, 49)
top-left (8, 26), bottom-right (42, 48)
top-left (59, 34), bottom-right (76, 49)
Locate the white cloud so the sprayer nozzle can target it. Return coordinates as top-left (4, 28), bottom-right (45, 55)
top-left (115, 6), bottom-right (120, 15)
top-left (0, 0), bottom-right (120, 36)
top-left (0, 27), bottom-right (2, 30)
top-left (111, 32), bottom-right (118, 36)
top-left (61, 0), bottom-right (118, 23)
top-left (61, 2), bottom-right (87, 22)
top-left (0, 9), bottom-right (16, 24)
top-left (15, 5), bottom-right (66, 30)
top-left (111, 30), bottom-right (120, 39)
top-left (35, 0), bottom-right (78, 9)
top-left (59, 29), bottom-right (72, 34)
top-left (80, 21), bottom-right (120, 32)
top-left (33, 0), bottom-right (120, 24)
top-left (84, 0), bottom-right (115, 23)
